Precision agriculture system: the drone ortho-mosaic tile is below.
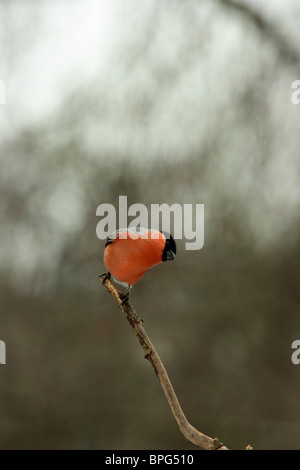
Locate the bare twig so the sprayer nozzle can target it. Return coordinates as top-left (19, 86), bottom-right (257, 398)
top-left (100, 275), bottom-right (229, 450)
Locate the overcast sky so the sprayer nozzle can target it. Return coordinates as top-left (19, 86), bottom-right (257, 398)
top-left (1, 0), bottom-right (299, 133)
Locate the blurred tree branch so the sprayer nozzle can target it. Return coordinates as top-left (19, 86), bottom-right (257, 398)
top-left (100, 274), bottom-right (229, 450)
top-left (220, 0), bottom-right (300, 64)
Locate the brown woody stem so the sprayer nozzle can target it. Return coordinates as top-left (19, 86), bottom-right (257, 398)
top-left (100, 274), bottom-right (229, 450)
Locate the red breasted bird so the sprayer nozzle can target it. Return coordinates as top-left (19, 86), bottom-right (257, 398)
top-left (102, 228), bottom-right (176, 303)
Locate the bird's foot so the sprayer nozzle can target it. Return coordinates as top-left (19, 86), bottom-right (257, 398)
top-left (99, 272), bottom-right (111, 284)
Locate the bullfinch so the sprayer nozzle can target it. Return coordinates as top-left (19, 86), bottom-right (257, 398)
top-left (102, 227), bottom-right (176, 303)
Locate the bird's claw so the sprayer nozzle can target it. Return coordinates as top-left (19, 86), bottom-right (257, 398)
top-left (99, 272), bottom-right (111, 284)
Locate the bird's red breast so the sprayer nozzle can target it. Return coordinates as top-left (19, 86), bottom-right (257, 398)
top-left (104, 229), bottom-right (166, 286)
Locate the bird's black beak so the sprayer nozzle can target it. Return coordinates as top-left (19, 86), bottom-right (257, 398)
top-left (165, 250), bottom-right (176, 261)
top-left (161, 232), bottom-right (177, 262)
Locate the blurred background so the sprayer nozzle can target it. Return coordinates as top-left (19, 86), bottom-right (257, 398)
top-left (1, 0), bottom-right (300, 450)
